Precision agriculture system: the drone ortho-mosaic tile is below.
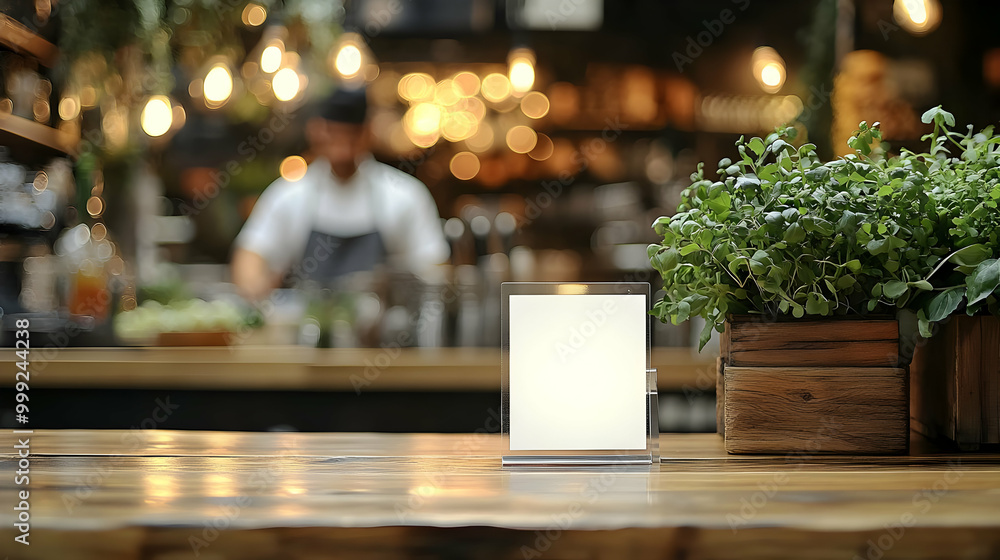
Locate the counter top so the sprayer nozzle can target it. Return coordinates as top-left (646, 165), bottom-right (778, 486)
top-left (2, 347), bottom-right (717, 392)
top-left (2, 430), bottom-right (999, 559)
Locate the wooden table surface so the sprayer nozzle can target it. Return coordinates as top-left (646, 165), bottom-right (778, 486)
top-left (2, 430), bottom-right (999, 559)
top-left (1, 347), bottom-right (717, 392)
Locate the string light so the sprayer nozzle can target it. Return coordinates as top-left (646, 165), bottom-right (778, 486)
top-left (752, 47), bottom-right (786, 94)
top-left (241, 3), bottom-right (267, 27)
top-left (335, 44), bottom-right (363, 78)
top-left (893, 0), bottom-right (942, 35)
top-left (203, 63), bottom-right (234, 107)
top-left (261, 43), bottom-right (283, 74)
top-left (272, 68), bottom-right (301, 101)
top-left (508, 48), bottom-right (536, 94)
top-left (140, 95), bottom-right (173, 137)
top-left (331, 33), bottom-right (372, 82)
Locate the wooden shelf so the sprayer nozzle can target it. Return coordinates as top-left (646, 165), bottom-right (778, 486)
top-left (1, 346), bottom-right (717, 392)
top-left (0, 12), bottom-right (58, 66)
top-left (0, 112), bottom-right (77, 157)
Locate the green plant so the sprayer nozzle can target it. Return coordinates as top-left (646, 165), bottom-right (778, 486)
top-left (905, 107), bottom-right (1000, 337)
top-left (649, 108), bottom-right (1000, 349)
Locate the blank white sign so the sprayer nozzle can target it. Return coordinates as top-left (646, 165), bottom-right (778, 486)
top-left (508, 294), bottom-right (647, 451)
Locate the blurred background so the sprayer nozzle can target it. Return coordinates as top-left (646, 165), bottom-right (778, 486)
top-left (1, 0), bottom-right (996, 432)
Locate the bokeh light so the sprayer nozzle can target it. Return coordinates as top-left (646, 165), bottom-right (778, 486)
top-left (261, 44), bottom-right (283, 74)
top-left (520, 91), bottom-right (550, 119)
top-left (508, 49), bottom-right (536, 94)
top-left (893, 0), bottom-right (942, 35)
top-left (404, 103), bottom-right (443, 147)
top-left (408, 103), bottom-right (443, 136)
top-left (434, 79), bottom-right (462, 106)
top-left (760, 63), bottom-right (783, 87)
top-left (86, 196), bottom-right (104, 217)
top-left (482, 73), bottom-right (512, 103)
top-left (441, 111), bottom-right (478, 142)
top-left (465, 122), bottom-right (495, 153)
top-left (279, 156), bottom-right (308, 182)
top-left (241, 3), bottom-right (266, 26)
top-left (140, 95), bottom-right (173, 137)
top-left (203, 64), bottom-right (234, 106)
top-left (506, 125), bottom-right (537, 153)
top-left (453, 71), bottom-right (481, 97)
top-left (528, 133), bottom-right (554, 161)
top-left (58, 96), bottom-right (80, 121)
top-left (335, 44), bottom-right (363, 78)
top-left (272, 68), bottom-right (301, 101)
top-left (91, 223), bottom-right (107, 241)
top-left (751, 47), bottom-right (785, 94)
top-left (450, 152), bottom-right (481, 180)
top-left (398, 73), bottom-right (436, 103)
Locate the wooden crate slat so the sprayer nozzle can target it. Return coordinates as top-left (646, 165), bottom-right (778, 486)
top-left (716, 357), bottom-right (725, 437)
top-left (954, 318), bottom-right (984, 446)
top-left (727, 341), bottom-right (899, 367)
top-left (908, 325), bottom-right (952, 440)
top-left (980, 318), bottom-right (1000, 444)
top-left (724, 318), bottom-right (899, 368)
top-left (724, 366), bottom-right (909, 454)
top-left (945, 318), bottom-right (959, 439)
top-left (728, 319), bottom-right (898, 345)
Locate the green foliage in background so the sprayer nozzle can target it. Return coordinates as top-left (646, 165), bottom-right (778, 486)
top-left (649, 107), bottom-right (1000, 350)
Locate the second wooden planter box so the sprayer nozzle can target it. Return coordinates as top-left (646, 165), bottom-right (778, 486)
top-left (718, 316), bottom-right (908, 455)
top-left (910, 316), bottom-right (1000, 450)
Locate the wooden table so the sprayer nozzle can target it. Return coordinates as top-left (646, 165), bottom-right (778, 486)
top-left (2, 431), bottom-right (999, 559)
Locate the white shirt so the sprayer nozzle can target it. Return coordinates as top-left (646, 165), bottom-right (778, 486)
top-left (235, 156), bottom-right (449, 278)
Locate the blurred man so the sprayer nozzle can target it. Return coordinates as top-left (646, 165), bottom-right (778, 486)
top-left (231, 87), bottom-right (448, 300)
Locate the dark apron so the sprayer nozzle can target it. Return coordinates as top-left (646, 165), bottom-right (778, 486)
top-left (297, 229), bottom-right (386, 286)
top-left (292, 172), bottom-right (388, 288)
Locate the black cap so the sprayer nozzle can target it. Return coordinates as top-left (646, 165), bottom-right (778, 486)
top-left (317, 86), bottom-right (368, 124)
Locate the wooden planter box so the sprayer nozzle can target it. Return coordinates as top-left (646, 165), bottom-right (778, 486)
top-left (717, 316), bottom-right (908, 454)
top-left (910, 316), bottom-right (1000, 450)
